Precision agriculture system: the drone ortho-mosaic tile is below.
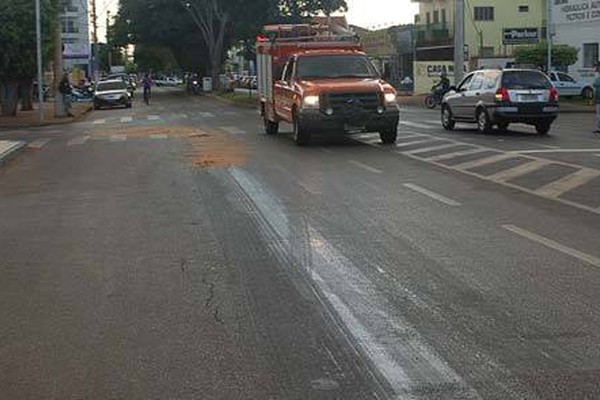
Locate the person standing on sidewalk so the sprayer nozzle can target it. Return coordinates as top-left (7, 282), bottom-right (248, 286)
top-left (595, 62), bottom-right (600, 134)
top-left (58, 72), bottom-right (73, 117)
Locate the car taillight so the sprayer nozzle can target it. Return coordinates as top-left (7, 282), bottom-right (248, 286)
top-left (495, 87), bottom-right (509, 102)
top-left (549, 87), bottom-right (559, 102)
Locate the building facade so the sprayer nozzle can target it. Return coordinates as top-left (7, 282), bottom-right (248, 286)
top-left (412, 0), bottom-right (546, 93)
top-left (60, 0), bottom-right (90, 73)
top-left (552, 0), bottom-right (600, 84)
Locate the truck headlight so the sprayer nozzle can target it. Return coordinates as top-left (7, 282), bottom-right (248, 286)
top-left (302, 95), bottom-right (320, 108)
top-left (384, 93), bottom-right (397, 105)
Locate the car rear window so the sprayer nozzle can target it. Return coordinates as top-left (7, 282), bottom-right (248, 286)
top-left (97, 81), bottom-right (126, 91)
top-left (502, 71), bottom-right (551, 90)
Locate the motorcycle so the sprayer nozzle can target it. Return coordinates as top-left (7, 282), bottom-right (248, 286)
top-left (191, 80), bottom-right (200, 95)
top-left (424, 83), bottom-right (449, 109)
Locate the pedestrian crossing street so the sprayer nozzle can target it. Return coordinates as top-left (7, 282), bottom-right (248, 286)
top-left (355, 131), bottom-right (600, 214)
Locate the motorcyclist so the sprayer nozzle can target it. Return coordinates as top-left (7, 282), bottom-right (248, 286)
top-left (438, 71), bottom-right (450, 92)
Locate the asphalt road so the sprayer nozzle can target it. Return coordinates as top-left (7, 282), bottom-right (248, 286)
top-left (1, 88), bottom-right (600, 399)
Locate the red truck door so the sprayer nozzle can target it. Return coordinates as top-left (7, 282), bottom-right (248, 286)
top-left (274, 57), bottom-right (296, 123)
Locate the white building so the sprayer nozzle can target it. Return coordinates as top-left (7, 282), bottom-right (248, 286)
top-left (60, 0), bottom-right (90, 72)
top-left (552, 0), bottom-right (600, 83)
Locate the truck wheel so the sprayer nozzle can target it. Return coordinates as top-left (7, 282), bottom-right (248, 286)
top-left (293, 113), bottom-right (310, 145)
top-left (536, 122), bottom-right (551, 135)
top-left (264, 116), bottom-right (279, 135)
top-left (379, 124), bottom-right (398, 144)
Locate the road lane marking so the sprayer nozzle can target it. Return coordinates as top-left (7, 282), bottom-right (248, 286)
top-left (425, 147), bottom-right (487, 162)
top-left (394, 139), bottom-right (434, 148)
top-left (221, 126), bottom-right (246, 135)
top-left (120, 116), bottom-right (133, 123)
top-left (199, 112), bottom-right (215, 118)
top-left (92, 119), bottom-right (105, 125)
top-left (535, 168), bottom-right (600, 197)
top-left (403, 183), bottom-right (461, 206)
top-left (147, 115), bottom-right (160, 121)
top-left (399, 120), bottom-right (436, 129)
top-left (28, 138), bottom-right (51, 149)
top-left (503, 225), bottom-right (600, 268)
top-left (514, 148), bottom-right (600, 154)
top-left (149, 134), bottom-right (168, 139)
top-left (487, 159), bottom-right (552, 182)
top-left (452, 153), bottom-right (515, 170)
top-left (402, 143), bottom-right (460, 155)
top-left (348, 160), bottom-right (382, 174)
top-left (67, 136), bottom-right (90, 146)
top-left (538, 144), bottom-right (560, 149)
top-left (110, 134), bottom-right (127, 142)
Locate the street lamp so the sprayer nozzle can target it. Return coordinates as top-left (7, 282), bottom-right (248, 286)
top-left (35, 0), bottom-right (44, 121)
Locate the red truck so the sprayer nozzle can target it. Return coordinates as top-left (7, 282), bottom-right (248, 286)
top-left (256, 23), bottom-right (399, 145)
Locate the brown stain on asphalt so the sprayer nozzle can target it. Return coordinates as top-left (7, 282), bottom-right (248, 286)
top-left (90, 124), bottom-right (248, 168)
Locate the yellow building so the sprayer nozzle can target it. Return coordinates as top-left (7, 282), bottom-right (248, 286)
top-left (412, 0), bottom-right (547, 93)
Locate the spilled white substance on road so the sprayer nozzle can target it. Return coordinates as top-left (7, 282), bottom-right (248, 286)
top-left (229, 167), bottom-right (480, 399)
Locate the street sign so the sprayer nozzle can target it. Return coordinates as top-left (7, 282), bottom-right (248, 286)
top-left (503, 28), bottom-right (540, 45)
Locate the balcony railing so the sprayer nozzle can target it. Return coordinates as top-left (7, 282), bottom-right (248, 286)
top-left (414, 22), bottom-right (453, 47)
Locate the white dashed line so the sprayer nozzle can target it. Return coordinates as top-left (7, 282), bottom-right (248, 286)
top-left (199, 112), bottom-right (215, 118)
top-left (92, 119), bottom-right (106, 125)
top-left (403, 183), bottom-right (461, 206)
top-left (121, 116), bottom-right (133, 123)
top-left (28, 138), bottom-right (51, 149)
top-left (67, 136), bottom-right (90, 146)
top-left (348, 160), bottom-right (382, 174)
top-left (147, 115), bottom-right (160, 121)
top-left (503, 225), bottom-right (600, 268)
top-left (221, 126), bottom-right (246, 135)
top-left (110, 134), bottom-right (127, 142)
top-left (149, 134), bottom-right (168, 139)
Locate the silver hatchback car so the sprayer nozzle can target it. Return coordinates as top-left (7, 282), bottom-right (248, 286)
top-left (441, 69), bottom-right (559, 135)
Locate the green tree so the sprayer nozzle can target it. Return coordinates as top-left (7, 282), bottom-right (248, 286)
top-left (514, 42), bottom-right (579, 71)
top-left (0, 0), bottom-right (57, 115)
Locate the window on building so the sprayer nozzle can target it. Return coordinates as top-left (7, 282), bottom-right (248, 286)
top-left (474, 6), bottom-right (494, 21)
top-left (441, 9), bottom-right (446, 24)
top-left (518, 5), bottom-right (529, 12)
top-left (426, 12), bottom-right (431, 25)
top-left (433, 10), bottom-right (439, 24)
top-left (583, 43), bottom-right (599, 68)
top-left (61, 17), bottom-right (79, 34)
top-left (414, 15), bottom-right (421, 24)
top-left (60, 0), bottom-right (77, 12)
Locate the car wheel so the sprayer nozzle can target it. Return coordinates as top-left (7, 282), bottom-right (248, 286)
top-left (379, 123), bottom-right (398, 144)
top-left (441, 105), bottom-right (455, 131)
top-left (536, 122), bottom-right (551, 135)
top-left (497, 121), bottom-right (509, 132)
top-left (293, 111), bottom-right (310, 146)
top-left (582, 87), bottom-right (594, 100)
top-left (264, 115), bottom-right (279, 135)
top-left (476, 108), bottom-right (491, 134)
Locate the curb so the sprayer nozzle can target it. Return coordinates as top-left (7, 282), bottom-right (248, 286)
top-left (0, 103), bottom-right (93, 129)
top-left (0, 140), bottom-right (27, 164)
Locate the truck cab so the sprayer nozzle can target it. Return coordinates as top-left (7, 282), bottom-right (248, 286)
top-left (257, 24), bottom-right (399, 145)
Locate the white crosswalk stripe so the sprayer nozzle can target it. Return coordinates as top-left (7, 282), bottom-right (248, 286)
top-left (110, 134), bottom-right (127, 142)
top-left (121, 116), bottom-right (133, 123)
top-left (399, 120), bottom-right (436, 129)
top-left (67, 136), bottom-right (90, 146)
top-left (147, 115), bottom-right (161, 121)
top-left (92, 119), bottom-right (106, 125)
top-left (149, 134), bottom-right (168, 139)
top-left (28, 138), bottom-right (51, 149)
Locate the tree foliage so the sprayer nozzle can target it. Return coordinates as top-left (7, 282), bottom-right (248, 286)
top-left (514, 43), bottom-right (579, 70)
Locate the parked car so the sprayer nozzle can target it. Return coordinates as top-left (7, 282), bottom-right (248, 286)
top-left (441, 69), bottom-right (559, 135)
top-left (547, 71), bottom-right (594, 99)
top-left (154, 77), bottom-right (181, 87)
top-left (93, 79), bottom-right (132, 109)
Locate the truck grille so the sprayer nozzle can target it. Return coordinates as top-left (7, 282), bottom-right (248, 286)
top-left (324, 92), bottom-right (381, 113)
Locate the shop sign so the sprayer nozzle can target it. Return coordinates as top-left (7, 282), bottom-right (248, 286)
top-left (503, 28), bottom-right (540, 45)
top-left (554, 0), bottom-right (600, 24)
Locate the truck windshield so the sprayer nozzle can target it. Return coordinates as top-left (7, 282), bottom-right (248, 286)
top-left (296, 55), bottom-right (379, 79)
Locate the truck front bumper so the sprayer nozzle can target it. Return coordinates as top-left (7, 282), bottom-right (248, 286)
top-left (298, 106), bottom-right (399, 134)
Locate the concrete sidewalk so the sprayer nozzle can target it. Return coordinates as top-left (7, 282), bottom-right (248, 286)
top-left (0, 140), bottom-right (26, 164)
top-left (0, 100), bottom-right (92, 129)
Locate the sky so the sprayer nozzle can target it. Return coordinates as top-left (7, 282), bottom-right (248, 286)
top-left (345, 0), bottom-right (418, 29)
top-left (96, 0), bottom-right (419, 41)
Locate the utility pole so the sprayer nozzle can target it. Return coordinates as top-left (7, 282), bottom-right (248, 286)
top-left (107, 10), bottom-right (112, 71)
top-left (453, 0), bottom-right (465, 84)
top-left (35, 0), bottom-right (44, 121)
top-left (91, 0), bottom-right (98, 81)
top-left (54, 4), bottom-right (65, 117)
top-left (546, 0), bottom-right (553, 73)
